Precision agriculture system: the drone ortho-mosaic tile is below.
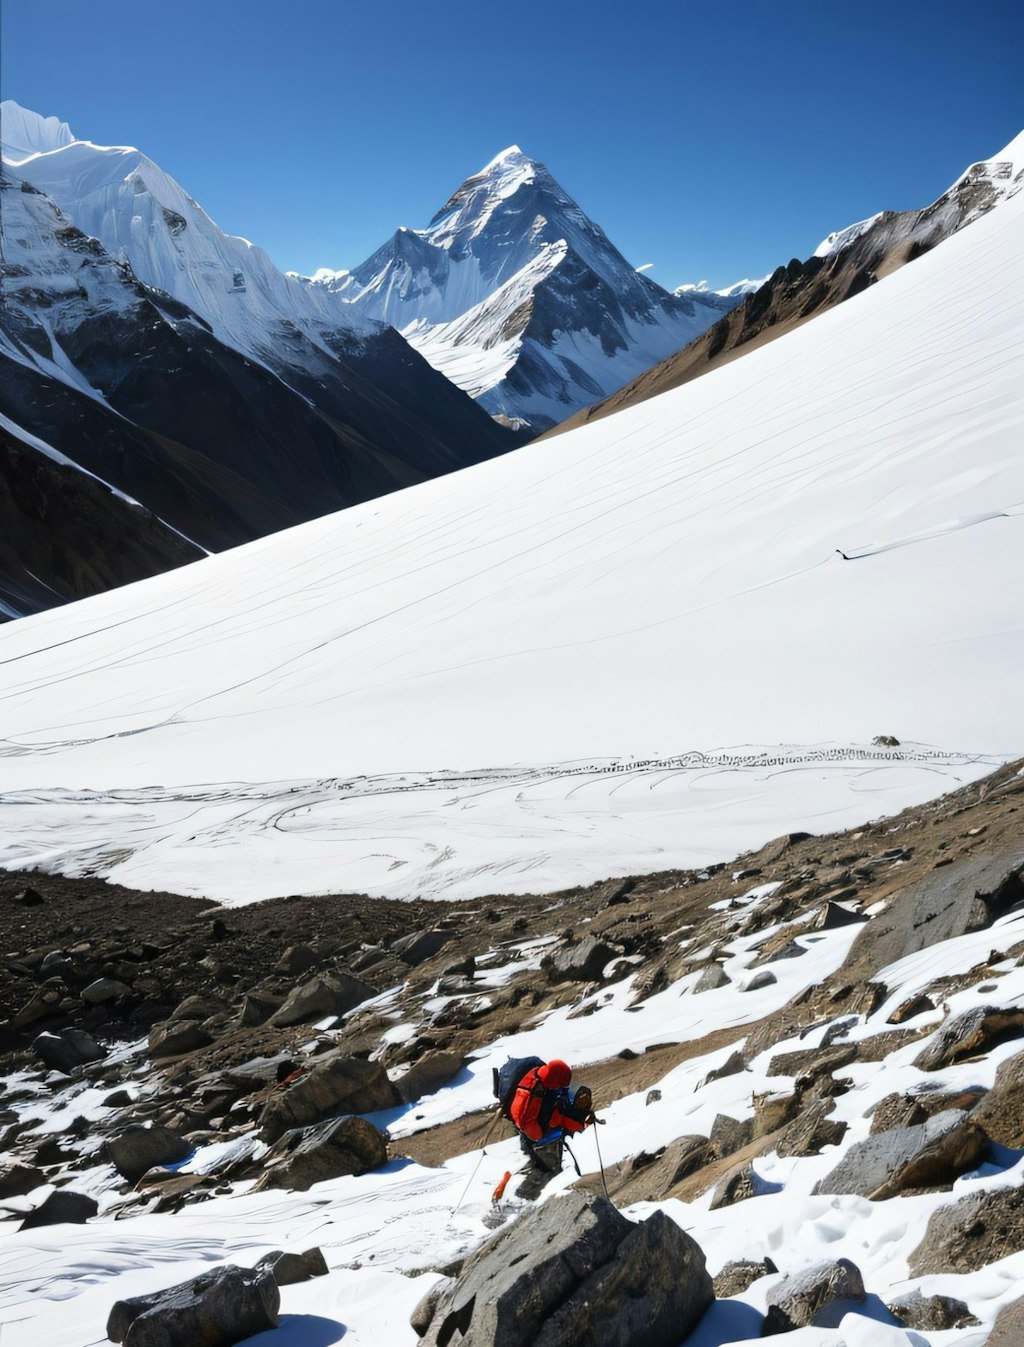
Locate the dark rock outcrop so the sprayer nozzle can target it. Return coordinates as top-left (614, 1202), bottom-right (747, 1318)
top-left (887, 1289), bottom-right (979, 1330)
top-left (762, 1258), bottom-right (865, 1334)
top-left (106, 1124), bottom-right (193, 1184)
top-left (107, 1264), bottom-right (279, 1346)
top-left (257, 1054), bottom-right (399, 1142)
top-left (544, 937), bottom-right (618, 984)
top-left (414, 1191), bottom-right (713, 1347)
top-left (254, 1247), bottom-right (329, 1286)
top-left (270, 970), bottom-right (378, 1027)
top-left (32, 1028), bottom-right (106, 1073)
top-left (20, 1189), bottom-right (98, 1229)
top-left (910, 1184), bottom-right (1024, 1275)
top-left (713, 1257), bottom-right (778, 1298)
top-left (257, 1115), bottom-right (389, 1191)
top-left (813, 1110), bottom-right (989, 1199)
top-left (914, 1006), bottom-right (1024, 1072)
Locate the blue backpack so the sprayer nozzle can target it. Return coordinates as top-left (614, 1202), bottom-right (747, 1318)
top-left (492, 1055), bottom-right (544, 1118)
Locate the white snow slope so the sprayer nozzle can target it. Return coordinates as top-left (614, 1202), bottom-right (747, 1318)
top-left (0, 102), bottom-right (378, 367)
top-left (0, 133), bottom-right (1022, 904)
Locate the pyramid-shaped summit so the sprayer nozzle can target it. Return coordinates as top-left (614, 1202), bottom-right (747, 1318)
top-left (312, 146), bottom-right (737, 430)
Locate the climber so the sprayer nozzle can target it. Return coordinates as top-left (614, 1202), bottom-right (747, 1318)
top-left (505, 1058), bottom-right (595, 1172)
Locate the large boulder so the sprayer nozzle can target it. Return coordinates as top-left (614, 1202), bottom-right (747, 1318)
top-left (886, 1290), bottom-right (978, 1330)
top-left (910, 1185), bottom-right (1024, 1276)
top-left (969, 1049), bottom-right (1024, 1147)
top-left (813, 1110), bottom-right (989, 1200)
top-left (544, 937), bottom-right (618, 984)
top-left (395, 1051), bottom-right (467, 1104)
top-left (32, 1028), bottom-right (106, 1073)
top-left (576, 1136), bottom-right (714, 1206)
top-left (842, 852), bottom-right (1024, 987)
top-left (772, 1100), bottom-right (847, 1158)
top-left (149, 1020), bottom-right (214, 1060)
top-left (254, 1247), bottom-right (329, 1286)
top-left (0, 1164), bottom-right (45, 1198)
top-left (392, 929), bottom-right (451, 967)
top-left (270, 970), bottom-right (378, 1027)
top-left (988, 1295), bottom-right (1024, 1346)
top-left (414, 1191), bottom-right (713, 1347)
top-left (256, 1116), bottom-right (388, 1191)
top-left (762, 1258), bottom-right (865, 1334)
top-left (107, 1264), bottom-right (279, 1346)
top-left (20, 1189), bottom-right (98, 1230)
top-left (257, 1054), bottom-right (399, 1142)
top-left (106, 1124), bottom-right (193, 1184)
top-left (914, 1006), bottom-right (1024, 1072)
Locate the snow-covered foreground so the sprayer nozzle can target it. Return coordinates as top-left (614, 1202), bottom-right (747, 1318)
top-left (0, 136), bottom-right (1022, 900)
top-left (0, 747), bottom-right (1002, 903)
top-left (3, 882), bottom-right (1024, 1346)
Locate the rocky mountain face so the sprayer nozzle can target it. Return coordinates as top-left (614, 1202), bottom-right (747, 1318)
top-left (311, 147), bottom-right (740, 431)
top-left (2, 761), bottom-right (1023, 1344)
top-left (0, 106), bottom-right (519, 618)
top-left (551, 137), bottom-right (1024, 436)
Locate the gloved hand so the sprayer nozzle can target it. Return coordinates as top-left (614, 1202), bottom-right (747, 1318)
top-left (586, 1112), bottom-right (605, 1127)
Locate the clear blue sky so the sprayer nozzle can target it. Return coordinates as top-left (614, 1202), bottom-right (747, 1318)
top-left (3, 0), bottom-right (1021, 290)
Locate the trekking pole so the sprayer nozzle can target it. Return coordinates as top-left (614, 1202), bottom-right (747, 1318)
top-left (592, 1116), bottom-right (611, 1201)
top-left (450, 1107), bottom-right (503, 1218)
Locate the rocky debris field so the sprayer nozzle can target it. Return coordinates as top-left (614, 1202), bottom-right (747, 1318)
top-left (1, 760), bottom-right (1024, 1345)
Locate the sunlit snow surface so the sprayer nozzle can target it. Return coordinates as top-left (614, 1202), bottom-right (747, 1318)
top-left (1, 146), bottom-right (1023, 897)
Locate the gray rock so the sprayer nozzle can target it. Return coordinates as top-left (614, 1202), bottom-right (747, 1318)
top-left (81, 978), bottom-right (132, 1005)
top-left (415, 1191), bottom-right (712, 1347)
top-left (107, 1263), bottom-right (279, 1346)
top-left (21, 1189), bottom-right (98, 1229)
top-left (763, 1258), bottom-right (865, 1334)
top-left (988, 1294), bottom-right (1024, 1346)
top-left (710, 1113), bottom-right (753, 1158)
top-left (577, 1135), bottom-right (714, 1205)
top-left (887, 1289), bottom-right (979, 1330)
top-left (392, 929), bottom-right (451, 967)
top-left (910, 1184), bottom-right (1024, 1276)
top-left (702, 1049), bottom-right (745, 1085)
top-left (169, 994), bottom-right (226, 1021)
top-left (843, 851), bottom-right (1024, 988)
top-left (149, 1020), bottom-right (213, 1059)
top-left (914, 1005), bottom-right (1024, 1072)
top-left (742, 969), bottom-right (777, 991)
top-left (0, 1164), bottom-right (45, 1198)
top-left (257, 1115), bottom-right (388, 1191)
top-left (106, 1125), bottom-right (193, 1184)
top-left (411, 1277), bottom-right (455, 1337)
top-left (395, 1051), bottom-right (467, 1104)
top-left (815, 901), bottom-right (869, 930)
top-left (254, 1247), bottom-right (329, 1286)
top-left (695, 962), bottom-right (730, 992)
top-left (544, 937), bottom-right (618, 984)
top-left (709, 1162), bottom-right (768, 1210)
top-left (270, 970), bottom-right (378, 1027)
top-left (713, 1257), bottom-right (778, 1298)
top-left (813, 1110), bottom-right (988, 1200)
top-left (965, 1048), bottom-right (1024, 1147)
top-left (273, 944), bottom-right (319, 976)
top-left (258, 1054), bottom-right (399, 1142)
top-left (32, 1028), bottom-right (106, 1073)
top-left (773, 1099), bottom-right (847, 1157)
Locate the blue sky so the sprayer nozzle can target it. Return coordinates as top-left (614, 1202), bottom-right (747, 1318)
top-left (4, 0), bottom-right (1021, 290)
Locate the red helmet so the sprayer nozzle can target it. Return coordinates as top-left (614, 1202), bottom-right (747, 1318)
top-left (538, 1058), bottom-right (571, 1088)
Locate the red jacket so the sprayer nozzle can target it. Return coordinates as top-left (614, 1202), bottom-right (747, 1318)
top-left (509, 1063), bottom-right (589, 1141)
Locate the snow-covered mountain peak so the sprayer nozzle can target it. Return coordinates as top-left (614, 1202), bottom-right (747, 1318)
top-left (0, 100), bottom-right (76, 161)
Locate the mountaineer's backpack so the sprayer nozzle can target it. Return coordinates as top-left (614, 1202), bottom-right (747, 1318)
top-left (492, 1055), bottom-right (545, 1119)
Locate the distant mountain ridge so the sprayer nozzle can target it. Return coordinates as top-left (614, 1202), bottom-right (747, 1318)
top-left (549, 134), bottom-right (1024, 435)
top-left (0, 103), bottom-right (519, 618)
top-left (309, 147), bottom-right (742, 431)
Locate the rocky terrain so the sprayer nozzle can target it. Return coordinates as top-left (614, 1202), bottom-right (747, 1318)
top-left (2, 759), bottom-right (1023, 1344)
